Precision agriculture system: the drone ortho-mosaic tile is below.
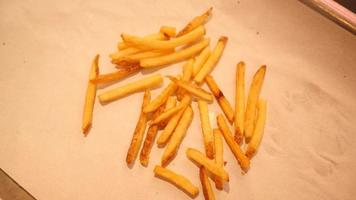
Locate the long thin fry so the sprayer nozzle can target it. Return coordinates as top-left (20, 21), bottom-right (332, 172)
top-left (113, 50), bottom-right (173, 66)
top-left (217, 114), bottom-right (250, 173)
top-left (235, 62), bottom-right (245, 144)
top-left (186, 148), bottom-right (229, 181)
top-left (122, 26), bottom-right (205, 50)
top-left (205, 75), bottom-right (234, 124)
top-left (144, 82), bottom-right (178, 113)
top-left (140, 38), bottom-right (210, 68)
top-left (118, 32), bottom-right (167, 50)
top-left (200, 167), bottom-right (215, 200)
top-left (177, 7), bottom-right (213, 37)
top-left (160, 26), bottom-right (176, 37)
top-left (82, 54), bottom-right (100, 135)
top-left (154, 166), bottom-right (199, 198)
top-left (246, 99), bottom-right (267, 159)
top-left (192, 46), bottom-right (211, 76)
top-left (159, 96), bottom-right (177, 129)
top-left (98, 74), bottom-right (163, 104)
top-left (244, 65), bottom-right (266, 143)
top-left (161, 106), bottom-right (193, 167)
top-left (197, 100), bottom-right (214, 159)
top-left (126, 90), bottom-right (151, 165)
top-left (177, 59), bottom-right (194, 100)
top-left (194, 36), bottom-right (228, 84)
top-left (213, 129), bottom-right (224, 190)
top-left (110, 47), bottom-right (143, 60)
top-left (90, 64), bottom-right (140, 85)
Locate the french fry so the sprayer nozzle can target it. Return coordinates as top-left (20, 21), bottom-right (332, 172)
top-left (90, 64), bottom-right (140, 85)
top-left (246, 99), bottom-right (267, 159)
top-left (140, 38), bottom-right (210, 68)
top-left (144, 82), bottom-right (178, 113)
top-left (158, 96), bottom-right (177, 128)
top-left (117, 32), bottom-right (167, 50)
top-left (82, 54), bottom-right (100, 135)
top-left (139, 104), bottom-right (165, 166)
top-left (234, 62), bottom-right (245, 144)
top-left (98, 74), bottom-right (163, 104)
top-left (160, 26), bottom-right (176, 37)
top-left (161, 106), bottom-right (193, 167)
top-left (113, 50), bottom-right (173, 66)
top-left (213, 129), bottom-right (224, 190)
top-left (168, 76), bottom-right (213, 102)
top-left (192, 46), bottom-right (211, 76)
top-left (126, 90), bottom-right (151, 165)
top-left (200, 167), bottom-right (215, 200)
top-left (177, 59), bottom-right (194, 100)
top-left (194, 36), bottom-right (228, 84)
top-left (177, 7), bottom-right (213, 37)
top-left (110, 47), bottom-right (143, 60)
top-left (244, 65), bottom-right (266, 143)
top-left (217, 114), bottom-right (250, 173)
top-left (153, 166), bottom-right (199, 198)
top-left (186, 148), bottom-right (229, 181)
top-left (205, 75), bottom-right (234, 124)
top-left (197, 100), bottom-right (214, 159)
top-left (122, 26), bottom-right (205, 50)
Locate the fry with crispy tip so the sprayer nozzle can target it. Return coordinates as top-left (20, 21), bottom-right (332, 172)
top-left (177, 59), bottom-right (194, 100)
top-left (118, 32), bottom-right (168, 50)
top-left (200, 167), bottom-right (215, 200)
top-left (144, 81), bottom-right (178, 113)
top-left (90, 64), bottom-right (140, 85)
top-left (205, 75), bottom-right (234, 124)
top-left (197, 100), bottom-right (214, 159)
top-left (154, 166), bottom-right (199, 198)
top-left (213, 129), bottom-right (224, 190)
top-left (160, 26), bottom-right (176, 37)
top-left (82, 54), bottom-right (100, 135)
top-left (177, 7), bottom-right (213, 37)
top-left (217, 114), bottom-right (250, 172)
top-left (98, 74), bottom-right (163, 104)
top-left (246, 99), bottom-right (267, 159)
top-left (235, 62), bottom-right (245, 144)
top-left (245, 65), bottom-right (266, 143)
top-left (126, 90), bottom-right (151, 165)
top-left (161, 106), bottom-right (193, 167)
top-left (194, 36), bottom-right (228, 84)
top-left (192, 46), bottom-right (211, 76)
top-left (186, 148), bottom-right (229, 181)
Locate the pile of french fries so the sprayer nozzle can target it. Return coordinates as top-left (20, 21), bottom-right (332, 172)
top-left (82, 7), bottom-right (267, 199)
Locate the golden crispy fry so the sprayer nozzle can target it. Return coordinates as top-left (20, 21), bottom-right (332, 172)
top-left (160, 26), bottom-right (176, 37)
top-left (213, 129), bottom-right (224, 190)
top-left (197, 100), bottom-right (214, 159)
top-left (140, 38), bottom-right (210, 68)
top-left (244, 65), bottom-right (266, 143)
top-left (217, 114), bottom-right (250, 173)
top-left (122, 26), bottom-right (205, 50)
top-left (110, 47), bottom-right (143, 60)
top-left (200, 167), bottom-right (216, 200)
top-left (161, 106), bottom-right (193, 167)
top-left (139, 104), bottom-right (165, 166)
top-left (177, 7), bottom-right (213, 37)
top-left (186, 148), bottom-right (229, 181)
top-left (90, 64), bottom-right (140, 85)
top-left (144, 82), bottom-right (178, 113)
top-left (154, 166), bottom-right (199, 198)
top-left (177, 59), bottom-right (194, 100)
top-left (234, 62), bottom-right (245, 144)
top-left (194, 36), bottom-right (228, 84)
top-left (98, 74), bottom-right (163, 104)
top-left (82, 54), bottom-right (100, 135)
top-left (168, 76), bottom-right (213, 102)
top-left (117, 32), bottom-right (167, 50)
top-left (126, 90), bottom-right (151, 165)
top-left (192, 46), bottom-right (211, 76)
top-left (205, 75), bottom-right (234, 124)
top-left (113, 50), bottom-right (173, 66)
top-left (159, 96), bottom-right (177, 129)
top-left (246, 99), bottom-right (267, 159)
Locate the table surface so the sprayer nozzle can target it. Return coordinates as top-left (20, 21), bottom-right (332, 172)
top-left (1, 0), bottom-right (356, 200)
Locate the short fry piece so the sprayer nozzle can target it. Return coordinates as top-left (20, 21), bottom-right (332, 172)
top-left (194, 36), bottom-right (228, 84)
top-left (90, 64), bottom-right (140, 85)
top-left (186, 148), bottom-right (229, 181)
top-left (246, 99), bottom-right (267, 159)
top-left (168, 76), bottom-right (213, 102)
top-left (197, 100), bottom-right (214, 159)
top-left (213, 129), bottom-right (224, 190)
top-left (118, 32), bottom-right (167, 50)
top-left (144, 82), bottom-right (178, 113)
top-left (206, 75), bottom-right (234, 124)
top-left (82, 54), bottom-right (100, 135)
top-left (192, 46), bottom-right (211, 76)
top-left (217, 114), bottom-right (250, 173)
top-left (235, 62), bottom-right (245, 144)
top-left (98, 74), bottom-right (163, 104)
top-left (154, 166), bottom-right (199, 198)
top-left (177, 59), bottom-right (194, 100)
top-left (126, 90), bottom-right (151, 165)
top-left (244, 65), bottom-right (266, 143)
top-left (159, 96), bottom-right (177, 128)
top-left (160, 26), bottom-right (177, 37)
top-left (140, 38), bottom-right (210, 68)
top-left (161, 106), bottom-right (193, 167)
top-left (177, 7), bottom-right (213, 37)
top-left (200, 167), bottom-right (216, 200)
